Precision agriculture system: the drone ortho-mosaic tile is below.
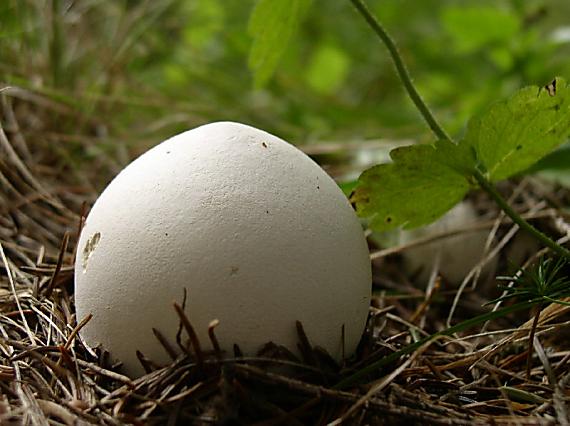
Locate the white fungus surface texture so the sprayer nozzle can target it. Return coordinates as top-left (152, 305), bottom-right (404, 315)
top-left (400, 201), bottom-right (494, 284)
top-left (75, 121), bottom-right (371, 377)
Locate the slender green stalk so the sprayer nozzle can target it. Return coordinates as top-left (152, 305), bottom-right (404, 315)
top-left (348, 0), bottom-right (452, 143)
top-left (473, 169), bottom-right (570, 260)
top-left (335, 300), bottom-right (536, 389)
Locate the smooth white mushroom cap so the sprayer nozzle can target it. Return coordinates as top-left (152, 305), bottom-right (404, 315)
top-left (75, 121), bottom-right (371, 376)
top-left (400, 201), bottom-right (495, 284)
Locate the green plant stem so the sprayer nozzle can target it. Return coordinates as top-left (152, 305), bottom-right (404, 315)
top-left (473, 169), bottom-right (570, 260)
top-left (348, 0), bottom-right (452, 143)
top-left (334, 300), bottom-right (536, 389)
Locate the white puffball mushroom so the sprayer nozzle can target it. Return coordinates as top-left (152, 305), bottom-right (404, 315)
top-left (75, 121), bottom-right (371, 377)
top-left (399, 201), bottom-right (495, 284)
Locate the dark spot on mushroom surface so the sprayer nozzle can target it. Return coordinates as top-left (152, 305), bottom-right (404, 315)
top-left (166, 151), bottom-right (171, 154)
top-left (317, 185), bottom-right (320, 190)
top-left (165, 232), bottom-right (169, 236)
top-left (266, 210), bottom-right (269, 214)
top-left (82, 232), bottom-right (101, 273)
top-left (230, 266), bottom-right (239, 275)
top-left (262, 142), bottom-right (268, 148)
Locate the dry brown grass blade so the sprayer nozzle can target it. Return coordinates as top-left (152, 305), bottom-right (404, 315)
top-left (330, 337), bottom-right (434, 425)
top-left (44, 232), bottom-right (70, 297)
top-left (173, 301), bottom-right (204, 367)
top-left (64, 313), bottom-right (92, 350)
top-left (0, 242), bottom-right (36, 344)
top-left (476, 297), bottom-right (570, 366)
top-left (208, 319), bottom-right (223, 360)
top-left (152, 327), bottom-right (178, 361)
top-left (234, 364), bottom-right (482, 425)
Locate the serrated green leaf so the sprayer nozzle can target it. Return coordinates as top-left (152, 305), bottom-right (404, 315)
top-left (434, 138), bottom-right (477, 175)
top-left (248, 0), bottom-right (312, 87)
top-left (465, 77), bottom-right (570, 182)
top-left (351, 140), bottom-right (474, 231)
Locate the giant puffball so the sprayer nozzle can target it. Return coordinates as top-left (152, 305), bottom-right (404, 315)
top-left (400, 201), bottom-right (495, 284)
top-left (75, 122), bottom-right (371, 377)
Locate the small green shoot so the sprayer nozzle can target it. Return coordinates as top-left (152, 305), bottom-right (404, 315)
top-left (492, 256), bottom-right (570, 306)
top-left (490, 256), bottom-right (570, 378)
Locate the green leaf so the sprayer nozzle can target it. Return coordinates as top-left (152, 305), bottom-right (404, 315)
top-left (465, 77), bottom-right (570, 182)
top-left (435, 138), bottom-right (477, 176)
top-left (351, 140), bottom-right (474, 231)
top-left (248, 0), bottom-right (312, 87)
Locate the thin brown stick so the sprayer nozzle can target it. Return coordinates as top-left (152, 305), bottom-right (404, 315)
top-left (173, 302), bottom-right (204, 367)
top-left (152, 327), bottom-right (178, 361)
top-left (44, 232), bottom-right (70, 297)
top-left (526, 302), bottom-right (543, 379)
top-left (207, 319), bottom-right (222, 359)
top-left (64, 313), bottom-right (92, 350)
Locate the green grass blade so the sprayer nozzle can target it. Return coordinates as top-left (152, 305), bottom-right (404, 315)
top-left (335, 300), bottom-right (536, 389)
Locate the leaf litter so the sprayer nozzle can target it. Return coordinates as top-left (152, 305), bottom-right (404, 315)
top-left (1, 90), bottom-right (570, 425)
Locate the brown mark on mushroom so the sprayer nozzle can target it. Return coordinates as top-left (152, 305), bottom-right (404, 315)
top-left (82, 232), bottom-right (101, 273)
top-left (261, 142), bottom-right (268, 148)
top-left (230, 266), bottom-right (239, 276)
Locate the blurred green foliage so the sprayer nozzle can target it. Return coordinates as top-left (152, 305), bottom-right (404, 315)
top-left (1, 0), bottom-right (570, 155)
top-left (248, 0), bottom-right (312, 87)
